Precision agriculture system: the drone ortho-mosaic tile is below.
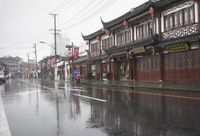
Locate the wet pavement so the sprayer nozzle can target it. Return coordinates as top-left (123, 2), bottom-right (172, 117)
top-left (0, 79), bottom-right (200, 136)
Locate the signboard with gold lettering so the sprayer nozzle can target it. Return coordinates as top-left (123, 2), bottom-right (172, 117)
top-left (132, 46), bottom-right (145, 54)
top-left (165, 43), bottom-right (189, 53)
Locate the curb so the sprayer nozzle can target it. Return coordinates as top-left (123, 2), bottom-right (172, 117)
top-left (80, 81), bottom-right (200, 92)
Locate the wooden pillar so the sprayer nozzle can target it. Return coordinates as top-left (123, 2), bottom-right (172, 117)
top-left (197, 0), bottom-right (200, 32)
top-left (109, 57), bottom-right (112, 80)
top-left (133, 54), bottom-right (136, 82)
top-left (129, 54), bottom-right (133, 80)
top-left (100, 60), bottom-right (103, 80)
top-left (111, 58), bottom-right (116, 80)
top-left (160, 50), bottom-right (164, 82)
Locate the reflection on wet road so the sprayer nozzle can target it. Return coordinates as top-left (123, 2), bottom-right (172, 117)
top-left (0, 79), bottom-right (200, 136)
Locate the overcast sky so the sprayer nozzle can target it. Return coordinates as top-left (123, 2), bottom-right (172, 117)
top-left (0, 0), bottom-right (147, 61)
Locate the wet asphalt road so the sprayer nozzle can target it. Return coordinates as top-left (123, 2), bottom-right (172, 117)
top-left (0, 79), bottom-right (200, 136)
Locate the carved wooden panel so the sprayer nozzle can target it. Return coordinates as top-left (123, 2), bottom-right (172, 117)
top-left (162, 24), bottom-right (198, 40)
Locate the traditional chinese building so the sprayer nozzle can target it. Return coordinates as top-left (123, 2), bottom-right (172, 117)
top-left (80, 0), bottom-right (200, 83)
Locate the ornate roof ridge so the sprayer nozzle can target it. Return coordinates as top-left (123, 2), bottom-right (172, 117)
top-left (81, 29), bottom-right (104, 40)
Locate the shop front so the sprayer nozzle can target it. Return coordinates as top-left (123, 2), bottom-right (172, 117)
top-left (132, 46), bottom-right (161, 82)
top-left (163, 42), bottom-right (200, 83)
top-left (109, 52), bottom-right (129, 81)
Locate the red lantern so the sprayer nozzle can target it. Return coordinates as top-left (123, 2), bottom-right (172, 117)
top-left (96, 36), bottom-right (100, 40)
top-left (123, 20), bottom-right (128, 28)
top-left (149, 7), bottom-right (154, 18)
top-left (105, 29), bottom-right (111, 35)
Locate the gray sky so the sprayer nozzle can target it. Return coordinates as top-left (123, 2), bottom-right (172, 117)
top-left (0, 0), bottom-right (147, 61)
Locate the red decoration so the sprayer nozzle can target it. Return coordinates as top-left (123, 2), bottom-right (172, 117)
top-left (74, 47), bottom-right (79, 60)
top-left (96, 36), bottom-right (100, 40)
top-left (149, 7), bottom-right (154, 18)
top-left (105, 29), bottom-right (111, 35)
top-left (123, 20), bottom-right (128, 28)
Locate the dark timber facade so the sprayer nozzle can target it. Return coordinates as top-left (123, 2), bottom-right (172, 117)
top-left (79, 0), bottom-right (200, 83)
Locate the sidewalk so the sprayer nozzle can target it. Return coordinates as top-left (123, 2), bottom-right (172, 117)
top-left (0, 89), bottom-right (12, 136)
top-left (80, 79), bottom-right (200, 91)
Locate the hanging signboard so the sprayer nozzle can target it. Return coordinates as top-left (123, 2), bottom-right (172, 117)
top-left (74, 47), bottom-right (79, 60)
top-left (165, 43), bottom-right (189, 53)
top-left (132, 46), bottom-right (146, 54)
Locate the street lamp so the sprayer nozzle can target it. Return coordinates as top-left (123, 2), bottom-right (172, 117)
top-left (40, 41), bottom-right (55, 49)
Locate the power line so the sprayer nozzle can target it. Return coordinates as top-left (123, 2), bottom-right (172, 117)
top-left (57, 0), bottom-right (79, 14)
top-left (61, 0), bottom-right (116, 28)
top-left (0, 14), bottom-right (52, 50)
top-left (58, 0), bottom-right (101, 27)
top-left (0, 31), bottom-right (48, 50)
top-left (53, 0), bottom-right (71, 12)
top-left (59, 0), bottom-right (107, 27)
top-left (61, 0), bottom-right (118, 30)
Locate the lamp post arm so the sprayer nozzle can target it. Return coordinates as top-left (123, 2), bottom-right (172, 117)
top-left (40, 41), bottom-right (55, 49)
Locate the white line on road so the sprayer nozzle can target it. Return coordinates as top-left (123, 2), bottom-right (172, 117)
top-left (73, 94), bottom-right (107, 102)
top-left (58, 87), bottom-right (66, 89)
top-left (72, 87), bottom-right (85, 89)
top-left (0, 90), bottom-right (12, 136)
top-left (69, 89), bottom-right (87, 92)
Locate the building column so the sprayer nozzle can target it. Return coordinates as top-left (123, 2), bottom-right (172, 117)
top-left (128, 52), bottom-right (132, 80)
top-left (196, 0), bottom-right (200, 32)
top-left (132, 54), bottom-right (136, 82)
top-left (111, 58), bottom-right (115, 80)
top-left (109, 57), bottom-right (112, 80)
top-left (160, 50), bottom-right (164, 82)
top-left (100, 60), bottom-right (103, 80)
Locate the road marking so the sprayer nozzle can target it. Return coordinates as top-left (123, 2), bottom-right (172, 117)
top-left (73, 94), bottom-right (107, 102)
top-left (58, 87), bottom-right (66, 89)
top-left (72, 87), bottom-right (85, 89)
top-left (135, 91), bottom-right (200, 100)
top-left (0, 91), bottom-right (12, 136)
top-left (69, 89), bottom-right (87, 92)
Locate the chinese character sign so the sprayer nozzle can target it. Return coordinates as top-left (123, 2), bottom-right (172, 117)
top-left (74, 47), bottom-right (79, 60)
top-left (68, 48), bottom-right (72, 59)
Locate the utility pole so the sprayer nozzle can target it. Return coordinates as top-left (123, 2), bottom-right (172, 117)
top-left (49, 13), bottom-right (60, 80)
top-left (27, 53), bottom-right (30, 78)
top-left (49, 13), bottom-right (58, 64)
top-left (33, 43), bottom-right (38, 78)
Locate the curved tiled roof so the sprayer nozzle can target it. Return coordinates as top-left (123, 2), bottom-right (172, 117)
top-left (101, 1), bottom-right (150, 29)
top-left (105, 37), bottom-right (154, 54)
top-left (101, 0), bottom-right (184, 29)
top-left (81, 29), bottom-right (105, 41)
top-left (82, 0), bottom-right (185, 41)
top-left (101, 11), bottom-right (131, 29)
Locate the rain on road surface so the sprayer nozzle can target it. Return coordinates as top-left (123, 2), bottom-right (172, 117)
top-left (0, 79), bottom-right (200, 136)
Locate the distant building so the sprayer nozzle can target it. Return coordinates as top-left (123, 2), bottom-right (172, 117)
top-left (51, 34), bottom-right (70, 57)
top-left (0, 56), bottom-right (35, 78)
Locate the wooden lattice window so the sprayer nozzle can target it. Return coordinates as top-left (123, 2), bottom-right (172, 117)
top-left (184, 5), bottom-right (195, 25)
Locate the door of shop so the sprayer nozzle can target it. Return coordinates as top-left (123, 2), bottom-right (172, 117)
top-left (163, 49), bottom-right (200, 83)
